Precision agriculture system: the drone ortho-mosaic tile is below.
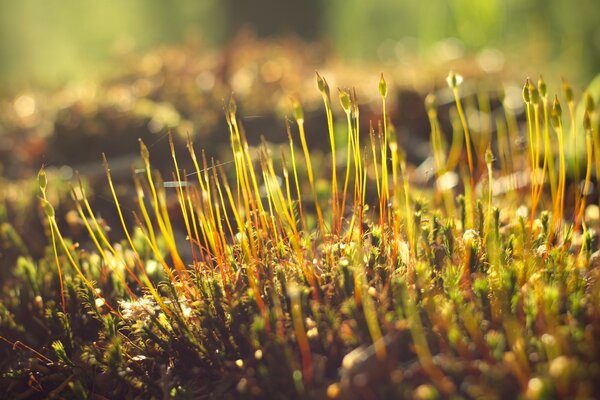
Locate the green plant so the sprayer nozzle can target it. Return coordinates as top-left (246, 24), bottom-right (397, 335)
top-left (2, 70), bottom-right (600, 399)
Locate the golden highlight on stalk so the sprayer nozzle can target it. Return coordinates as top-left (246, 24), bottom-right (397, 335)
top-left (103, 154), bottom-right (173, 316)
top-left (447, 71), bottom-right (475, 226)
top-left (70, 182), bottom-right (137, 299)
top-left (563, 79), bottom-right (580, 212)
top-left (45, 200), bottom-right (119, 316)
top-left (550, 95), bottom-right (567, 240)
top-left (539, 76), bottom-right (558, 211)
top-left (378, 74), bottom-right (390, 244)
top-left (292, 98), bottom-right (326, 240)
top-left (316, 72), bottom-right (339, 236)
top-left (38, 167), bottom-right (66, 314)
top-left (575, 112), bottom-right (594, 232)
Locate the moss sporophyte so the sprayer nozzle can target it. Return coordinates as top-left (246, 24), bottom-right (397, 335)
top-left (2, 71), bottom-right (600, 399)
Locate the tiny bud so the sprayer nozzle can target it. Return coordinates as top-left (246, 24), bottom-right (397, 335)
top-left (562, 79), bottom-right (573, 103)
top-left (538, 76), bottom-right (547, 98)
top-left (339, 89), bottom-right (351, 113)
top-left (228, 95), bottom-right (237, 116)
top-left (292, 99), bottom-right (304, 122)
top-left (378, 73), bottom-right (388, 98)
top-left (424, 94), bottom-right (436, 113)
top-left (446, 71), bottom-right (463, 89)
top-left (551, 97), bottom-right (561, 129)
top-left (316, 72), bottom-right (330, 97)
top-left (528, 81), bottom-right (539, 105)
top-left (522, 78), bottom-right (531, 104)
top-left (585, 92), bottom-right (595, 113)
top-left (38, 167), bottom-right (47, 192)
top-left (552, 95), bottom-right (562, 117)
top-left (41, 198), bottom-right (55, 218)
top-left (139, 139), bottom-right (150, 161)
top-left (583, 111), bottom-right (591, 132)
top-left (485, 147), bottom-right (494, 165)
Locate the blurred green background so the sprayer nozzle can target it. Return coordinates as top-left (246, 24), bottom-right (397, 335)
top-left (0, 0), bottom-right (598, 89)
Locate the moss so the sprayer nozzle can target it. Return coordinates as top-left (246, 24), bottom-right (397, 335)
top-left (2, 71), bottom-right (600, 399)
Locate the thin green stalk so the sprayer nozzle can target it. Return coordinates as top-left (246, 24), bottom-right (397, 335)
top-left (316, 72), bottom-right (339, 234)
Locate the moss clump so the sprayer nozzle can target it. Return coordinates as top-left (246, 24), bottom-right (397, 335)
top-left (2, 71), bottom-right (600, 399)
